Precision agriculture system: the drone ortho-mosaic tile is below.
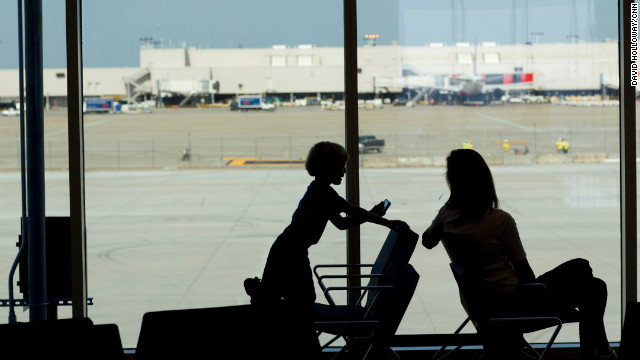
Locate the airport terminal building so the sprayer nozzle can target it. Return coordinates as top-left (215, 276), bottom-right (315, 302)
top-left (0, 41), bottom-right (619, 109)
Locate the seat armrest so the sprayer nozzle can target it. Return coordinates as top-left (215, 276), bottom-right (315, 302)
top-left (314, 320), bottom-right (379, 325)
top-left (494, 282), bottom-right (546, 290)
top-left (325, 285), bottom-right (393, 293)
top-left (314, 264), bottom-right (378, 292)
top-left (492, 282), bottom-right (547, 298)
top-left (488, 316), bottom-right (561, 323)
top-left (322, 285), bottom-right (394, 311)
top-left (313, 319), bottom-right (381, 340)
top-left (313, 263), bottom-right (374, 280)
top-left (316, 274), bottom-right (382, 291)
top-left (486, 316), bottom-right (563, 331)
top-left (324, 285), bottom-right (394, 299)
top-left (313, 263), bottom-right (375, 270)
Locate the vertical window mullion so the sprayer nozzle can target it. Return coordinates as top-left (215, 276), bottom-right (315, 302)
top-left (619, 0), bottom-right (638, 325)
top-left (344, 0), bottom-right (361, 305)
top-left (66, 0), bottom-right (87, 318)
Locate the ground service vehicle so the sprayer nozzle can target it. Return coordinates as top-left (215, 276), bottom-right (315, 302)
top-left (232, 95), bottom-right (276, 112)
top-left (358, 135), bottom-right (385, 153)
top-left (84, 98), bottom-right (114, 113)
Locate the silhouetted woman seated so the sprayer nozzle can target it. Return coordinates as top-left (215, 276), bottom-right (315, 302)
top-left (422, 149), bottom-right (616, 360)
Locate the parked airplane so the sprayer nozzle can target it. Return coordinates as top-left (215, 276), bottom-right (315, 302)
top-left (377, 40), bottom-right (536, 106)
top-left (379, 65), bottom-right (535, 106)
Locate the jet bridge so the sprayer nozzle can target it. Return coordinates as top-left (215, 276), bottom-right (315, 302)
top-left (124, 67), bottom-right (152, 103)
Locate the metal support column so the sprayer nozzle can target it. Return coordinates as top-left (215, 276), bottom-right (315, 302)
top-left (25, 0), bottom-right (47, 322)
top-left (344, 0), bottom-right (361, 305)
top-left (618, 0), bottom-right (638, 325)
top-left (66, 0), bottom-right (88, 318)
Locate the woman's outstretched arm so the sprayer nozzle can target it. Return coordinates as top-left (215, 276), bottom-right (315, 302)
top-left (330, 202), bottom-right (408, 230)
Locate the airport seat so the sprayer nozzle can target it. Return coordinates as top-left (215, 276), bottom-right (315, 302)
top-left (311, 228), bottom-right (418, 359)
top-left (449, 262), bottom-right (577, 360)
top-left (619, 301), bottom-right (639, 360)
top-left (135, 303), bottom-right (320, 360)
top-left (314, 263), bottom-right (420, 360)
top-left (133, 229), bottom-right (422, 360)
top-left (135, 305), bottom-right (259, 360)
top-left (385, 317), bottom-right (484, 360)
top-left (0, 317), bottom-right (124, 360)
top-left (312, 228), bottom-right (418, 320)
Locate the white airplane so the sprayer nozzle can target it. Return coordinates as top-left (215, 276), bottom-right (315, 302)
top-left (379, 65), bottom-right (536, 106)
top-left (377, 41), bottom-right (536, 106)
top-left (1, 108), bottom-right (20, 116)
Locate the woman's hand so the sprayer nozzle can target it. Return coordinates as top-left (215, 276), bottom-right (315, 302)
top-left (370, 201), bottom-right (386, 216)
top-left (386, 219), bottom-right (409, 231)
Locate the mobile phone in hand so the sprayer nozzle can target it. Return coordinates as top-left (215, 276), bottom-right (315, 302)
top-left (383, 199), bottom-right (391, 212)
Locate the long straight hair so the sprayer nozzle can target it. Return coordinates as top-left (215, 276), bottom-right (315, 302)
top-left (445, 149), bottom-right (499, 222)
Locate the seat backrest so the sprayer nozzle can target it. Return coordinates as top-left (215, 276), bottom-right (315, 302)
top-left (135, 305), bottom-right (262, 360)
top-left (619, 301), bottom-right (639, 360)
top-left (0, 317), bottom-right (124, 360)
top-left (90, 323), bottom-right (126, 360)
top-left (364, 229), bottom-right (418, 309)
top-left (449, 262), bottom-right (497, 322)
top-left (368, 229), bottom-right (399, 277)
top-left (366, 263), bottom-right (419, 340)
top-left (380, 263), bottom-right (420, 338)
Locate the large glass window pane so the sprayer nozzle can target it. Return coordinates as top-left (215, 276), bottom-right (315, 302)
top-left (81, 0), bottom-right (344, 347)
top-left (0, 0), bottom-right (628, 353)
top-left (0, 0), bottom-right (73, 319)
top-left (358, 0), bottom-right (621, 343)
top-left (0, 1), bottom-right (23, 322)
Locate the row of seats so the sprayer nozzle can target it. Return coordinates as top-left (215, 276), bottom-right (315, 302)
top-left (0, 317), bottom-right (124, 359)
top-left (0, 229), bottom-right (638, 360)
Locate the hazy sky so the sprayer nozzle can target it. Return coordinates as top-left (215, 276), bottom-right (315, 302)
top-left (0, 0), bottom-right (617, 69)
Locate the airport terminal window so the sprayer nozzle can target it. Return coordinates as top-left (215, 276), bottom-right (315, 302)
top-left (0, 0), bottom-right (630, 353)
top-left (0, 1), bottom-right (25, 324)
top-left (298, 55), bottom-right (313, 66)
top-left (0, 0), bottom-right (73, 319)
top-left (483, 52), bottom-right (500, 64)
top-left (78, 0), bottom-right (345, 347)
top-left (357, 0), bottom-right (621, 344)
top-left (456, 53), bottom-right (473, 64)
top-left (270, 55), bottom-right (287, 67)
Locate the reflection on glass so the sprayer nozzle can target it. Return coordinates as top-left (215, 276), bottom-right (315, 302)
top-left (0, 0), bottom-right (624, 351)
top-left (80, 0), bottom-right (345, 347)
top-left (358, 0), bottom-right (620, 342)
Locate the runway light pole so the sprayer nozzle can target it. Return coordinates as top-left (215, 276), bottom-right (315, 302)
top-left (364, 33), bottom-right (379, 46)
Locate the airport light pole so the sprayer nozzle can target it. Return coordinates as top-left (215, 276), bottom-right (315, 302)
top-left (364, 33), bottom-right (379, 46)
top-left (139, 36), bottom-right (155, 48)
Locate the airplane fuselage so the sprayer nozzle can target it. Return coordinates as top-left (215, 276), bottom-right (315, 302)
top-left (461, 80), bottom-right (483, 95)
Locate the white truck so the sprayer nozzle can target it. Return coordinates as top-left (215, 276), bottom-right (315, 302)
top-left (231, 95), bottom-right (276, 112)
